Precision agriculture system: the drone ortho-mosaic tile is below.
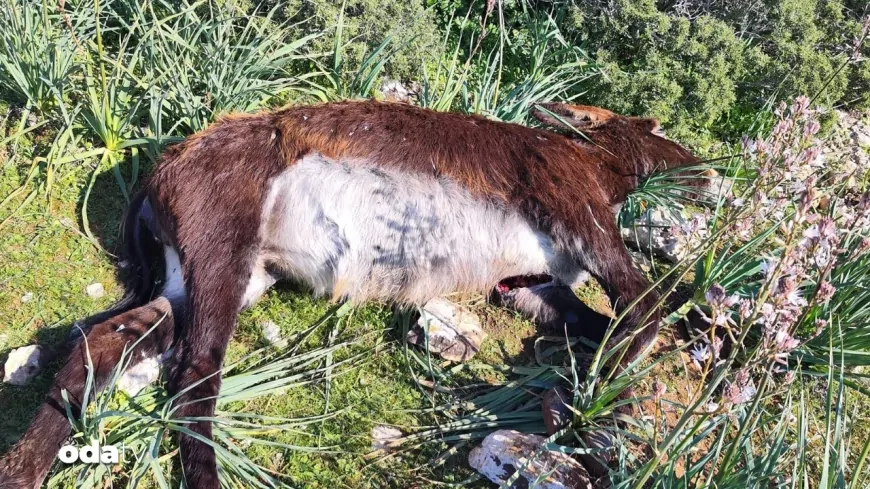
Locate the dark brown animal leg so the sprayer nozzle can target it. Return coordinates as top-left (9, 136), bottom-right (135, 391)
top-left (0, 298), bottom-right (175, 489)
top-left (577, 222), bottom-right (662, 368)
top-left (167, 245), bottom-right (256, 489)
top-left (489, 276), bottom-right (612, 343)
top-left (144, 112), bottom-right (286, 488)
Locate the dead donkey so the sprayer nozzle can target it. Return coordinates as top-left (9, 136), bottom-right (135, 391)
top-left (0, 100), bottom-right (702, 488)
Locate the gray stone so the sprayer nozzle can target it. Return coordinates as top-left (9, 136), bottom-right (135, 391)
top-left (86, 282), bottom-right (105, 299)
top-left (380, 79), bottom-right (413, 104)
top-left (620, 208), bottom-right (682, 263)
top-left (407, 298), bottom-right (486, 362)
top-left (705, 174), bottom-right (735, 198)
top-left (3, 345), bottom-right (43, 385)
top-left (469, 430), bottom-right (591, 489)
top-left (853, 128), bottom-right (870, 148)
top-left (370, 425), bottom-right (403, 453)
top-left (261, 321), bottom-right (285, 347)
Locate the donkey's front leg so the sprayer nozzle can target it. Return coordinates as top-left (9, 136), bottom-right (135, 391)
top-left (168, 243), bottom-right (258, 489)
top-left (583, 225), bottom-right (662, 367)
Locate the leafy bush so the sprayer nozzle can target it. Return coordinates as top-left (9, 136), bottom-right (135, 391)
top-left (560, 0), bottom-right (869, 150)
top-left (0, 0), bottom-right (91, 119)
top-left (282, 0), bottom-right (442, 82)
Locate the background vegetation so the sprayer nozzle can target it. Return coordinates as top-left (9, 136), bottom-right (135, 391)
top-left (0, 0), bottom-right (868, 488)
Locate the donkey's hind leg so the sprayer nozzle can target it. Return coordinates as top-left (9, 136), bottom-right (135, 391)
top-left (490, 275), bottom-right (613, 342)
top-left (0, 298), bottom-right (176, 489)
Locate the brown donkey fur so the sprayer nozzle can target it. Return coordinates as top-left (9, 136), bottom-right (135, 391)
top-left (0, 100), bottom-right (700, 488)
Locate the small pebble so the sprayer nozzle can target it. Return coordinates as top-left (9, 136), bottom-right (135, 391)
top-left (21, 292), bottom-right (33, 303)
top-left (260, 321), bottom-right (285, 347)
top-left (86, 282), bottom-right (105, 299)
top-left (370, 425), bottom-right (403, 453)
top-left (406, 298), bottom-right (486, 362)
top-left (3, 345), bottom-right (43, 385)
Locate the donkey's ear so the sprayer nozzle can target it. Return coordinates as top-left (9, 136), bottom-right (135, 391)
top-left (633, 117), bottom-right (666, 138)
top-left (531, 103), bottom-right (618, 130)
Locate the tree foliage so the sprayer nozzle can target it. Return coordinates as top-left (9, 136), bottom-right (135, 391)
top-left (561, 0), bottom-right (868, 149)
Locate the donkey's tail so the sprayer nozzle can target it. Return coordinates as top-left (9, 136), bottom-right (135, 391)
top-left (77, 190), bottom-right (163, 328)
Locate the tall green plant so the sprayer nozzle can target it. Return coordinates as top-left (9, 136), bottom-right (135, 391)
top-left (0, 0), bottom-right (91, 121)
top-left (138, 2), bottom-right (319, 133)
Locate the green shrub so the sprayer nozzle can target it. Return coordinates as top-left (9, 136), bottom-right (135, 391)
top-left (573, 6), bottom-right (749, 150)
top-left (557, 0), bottom-right (868, 151)
top-left (282, 0), bottom-right (441, 82)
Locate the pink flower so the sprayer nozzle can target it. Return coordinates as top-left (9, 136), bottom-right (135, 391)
top-left (760, 259), bottom-right (778, 278)
top-left (725, 381), bottom-right (757, 404)
top-left (774, 330), bottom-right (800, 363)
top-left (817, 281), bottom-right (836, 303)
top-left (735, 368), bottom-right (750, 386)
top-left (690, 344), bottom-right (711, 370)
top-left (652, 380), bottom-right (667, 402)
top-left (706, 284), bottom-right (739, 310)
top-left (739, 299), bottom-right (753, 320)
top-left (792, 96), bottom-right (811, 116)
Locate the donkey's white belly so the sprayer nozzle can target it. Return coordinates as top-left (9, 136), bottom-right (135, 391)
top-left (254, 154), bottom-right (579, 305)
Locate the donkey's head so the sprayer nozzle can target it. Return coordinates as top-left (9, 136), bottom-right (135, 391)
top-left (531, 102), bottom-right (703, 182)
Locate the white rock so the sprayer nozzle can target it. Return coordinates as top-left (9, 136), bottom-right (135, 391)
top-left (117, 356), bottom-right (161, 396)
top-left (370, 425), bottom-right (403, 453)
top-left (407, 298), bottom-right (487, 362)
top-left (261, 321), bottom-right (284, 347)
top-left (468, 430), bottom-right (591, 489)
top-left (705, 174), bottom-right (735, 198)
top-left (3, 345), bottom-right (43, 385)
top-left (620, 208), bottom-right (682, 263)
top-left (853, 129), bottom-right (870, 148)
top-left (380, 79), bottom-right (412, 103)
top-left (86, 282), bottom-right (105, 299)
top-left (20, 292), bottom-right (33, 303)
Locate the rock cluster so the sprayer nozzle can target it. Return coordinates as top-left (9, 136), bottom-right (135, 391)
top-left (469, 430), bottom-right (593, 489)
top-left (406, 298), bottom-right (487, 362)
top-left (820, 109), bottom-right (870, 188)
